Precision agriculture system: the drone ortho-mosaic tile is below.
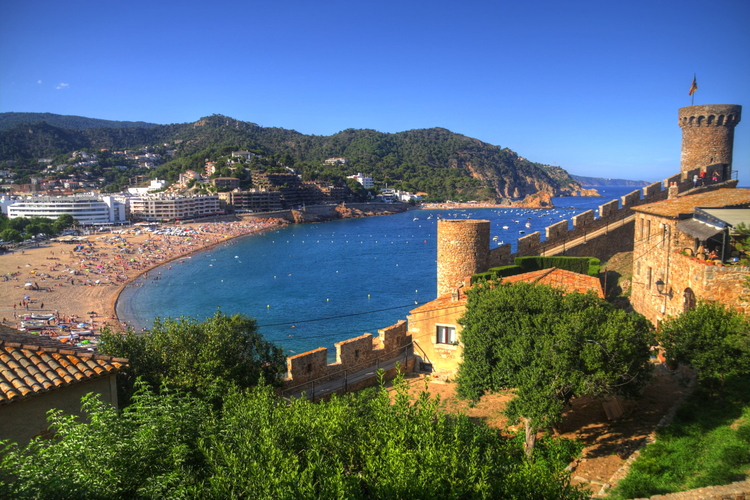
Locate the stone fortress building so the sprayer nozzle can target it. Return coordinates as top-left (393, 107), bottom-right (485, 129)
top-left (279, 103), bottom-right (748, 394)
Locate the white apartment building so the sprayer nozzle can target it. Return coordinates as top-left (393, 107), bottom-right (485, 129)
top-left (128, 195), bottom-right (222, 221)
top-left (6, 196), bottom-right (127, 225)
top-left (127, 179), bottom-right (169, 196)
top-left (347, 172), bottom-right (374, 189)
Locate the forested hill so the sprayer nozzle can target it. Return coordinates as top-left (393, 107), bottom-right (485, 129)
top-left (0, 113), bottom-right (590, 201)
top-left (0, 112), bottom-right (159, 131)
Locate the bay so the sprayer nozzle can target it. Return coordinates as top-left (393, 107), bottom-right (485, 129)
top-left (116, 187), bottom-right (636, 357)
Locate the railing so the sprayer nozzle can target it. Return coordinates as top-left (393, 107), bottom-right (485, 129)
top-left (281, 341), bottom-right (413, 400)
top-left (411, 341), bottom-right (434, 372)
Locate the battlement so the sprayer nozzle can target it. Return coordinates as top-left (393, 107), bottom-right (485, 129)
top-left (678, 104), bottom-right (741, 175)
top-left (486, 171), bottom-right (737, 268)
top-left (283, 320), bottom-right (410, 388)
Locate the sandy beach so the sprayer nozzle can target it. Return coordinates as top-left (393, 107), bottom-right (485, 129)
top-left (0, 217), bottom-right (287, 339)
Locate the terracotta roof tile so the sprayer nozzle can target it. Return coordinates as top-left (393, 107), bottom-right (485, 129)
top-left (411, 268), bottom-right (604, 314)
top-left (0, 329), bottom-right (128, 405)
top-left (633, 188), bottom-right (750, 218)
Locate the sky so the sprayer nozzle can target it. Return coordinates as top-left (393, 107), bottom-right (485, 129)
top-left (1, 0), bottom-right (749, 184)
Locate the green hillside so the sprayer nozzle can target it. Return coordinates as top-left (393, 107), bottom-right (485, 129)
top-left (0, 113), bottom-right (588, 202)
top-left (0, 112), bottom-right (159, 131)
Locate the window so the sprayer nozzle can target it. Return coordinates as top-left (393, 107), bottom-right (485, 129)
top-left (436, 325), bottom-right (456, 344)
top-left (647, 267), bottom-right (652, 290)
top-left (646, 220), bottom-right (651, 242)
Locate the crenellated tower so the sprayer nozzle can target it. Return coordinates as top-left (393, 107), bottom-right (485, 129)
top-left (678, 104), bottom-right (742, 176)
top-left (437, 219), bottom-right (490, 297)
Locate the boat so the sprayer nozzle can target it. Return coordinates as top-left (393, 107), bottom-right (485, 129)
top-left (28, 314), bottom-right (55, 320)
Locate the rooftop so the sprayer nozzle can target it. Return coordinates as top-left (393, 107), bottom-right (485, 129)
top-left (410, 267), bottom-right (604, 314)
top-left (0, 327), bottom-right (127, 405)
top-left (633, 189), bottom-right (750, 218)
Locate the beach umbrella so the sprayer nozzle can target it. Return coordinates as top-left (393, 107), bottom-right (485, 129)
top-left (24, 295), bottom-right (30, 299)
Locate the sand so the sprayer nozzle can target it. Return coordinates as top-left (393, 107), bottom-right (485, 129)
top-left (0, 218), bottom-right (287, 336)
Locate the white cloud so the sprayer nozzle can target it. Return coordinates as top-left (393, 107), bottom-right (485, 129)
top-left (55, 83), bottom-right (69, 90)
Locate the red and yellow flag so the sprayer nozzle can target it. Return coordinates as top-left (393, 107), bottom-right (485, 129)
top-left (689, 75), bottom-right (698, 96)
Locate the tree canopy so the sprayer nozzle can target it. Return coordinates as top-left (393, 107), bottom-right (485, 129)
top-left (0, 375), bottom-right (586, 499)
top-left (98, 311), bottom-right (285, 405)
top-left (658, 302), bottom-right (750, 391)
top-left (456, 281), bottom-right (656, 456)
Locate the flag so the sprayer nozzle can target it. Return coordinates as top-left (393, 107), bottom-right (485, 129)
top-left (689, 75), bottom-right (698, 96)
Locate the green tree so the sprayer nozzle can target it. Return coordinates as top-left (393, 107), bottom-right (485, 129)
top-left (53, 213), bottom-right (76, 233)
top-left (1, 228), bottom-right (22, 243)
top-left (658, 302), bottom-right (750, 392)
top-left (98, 311), bottom-right (285, 405)
top-left (456, 281), bottom-right (655, 457)
top-left (0, 375), bottom-right (586, 499)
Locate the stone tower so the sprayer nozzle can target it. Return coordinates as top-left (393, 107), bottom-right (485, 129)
top-left (437, 219), bottom-right (490, 297)
top-left (678, 104), bottom-right (742, 175)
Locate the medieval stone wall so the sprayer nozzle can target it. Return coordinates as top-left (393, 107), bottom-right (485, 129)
top-left (283, 320), bottom-right (411, 389)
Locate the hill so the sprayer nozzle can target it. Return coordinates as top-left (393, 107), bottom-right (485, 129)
top-left (0, 112), bottom-right (159, 131)
top-left (571, 175), bottom-right (650, 187)
top-left (0, 113), bottom-right (592, 202)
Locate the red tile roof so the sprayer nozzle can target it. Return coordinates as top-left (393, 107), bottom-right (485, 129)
top-left (633, 188), bottom-right (750, 218)
top-left (410, 268), bottom-right (603, 314)
top-left (502, 268), bottom-right (604, 298)
top-left (0, 327), bottom-right (127, 405)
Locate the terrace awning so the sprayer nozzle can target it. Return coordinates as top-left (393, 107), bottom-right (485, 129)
top-left (675, 219), bottom-right (723, 241)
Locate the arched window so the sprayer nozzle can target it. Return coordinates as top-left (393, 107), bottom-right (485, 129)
top-left (683, 288), bottom-right (696, 312)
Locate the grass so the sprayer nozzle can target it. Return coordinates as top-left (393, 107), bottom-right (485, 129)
top-left (607, 375), bottom-right (750, 499)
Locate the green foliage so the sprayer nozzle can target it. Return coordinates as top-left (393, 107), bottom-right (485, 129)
top-left (456, 282), bottom-right (655, 454)
top-left (0, 375), bottom-right (587, 499)
top-left (658, 302), bottom-right (750, 391)
top-left (514, 256), bottom-right (601, 277)
top-left (607, 375), bottom-right (750, 499)
top-left (471, 265), bottom-right (526, 284)
top-left (98, 311), bottom-right (286, 405)
top-left (0, 113), bottom-right (585, 202)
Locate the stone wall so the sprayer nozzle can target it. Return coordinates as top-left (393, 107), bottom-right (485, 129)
top-left (283, 320), bottom-right (411, 390)
top-left (631, 211), bottom-right (750, 325)
top-left (483, 172), bottom-right (737, 272)
top-left (437, 219), bottom-right (490, 296)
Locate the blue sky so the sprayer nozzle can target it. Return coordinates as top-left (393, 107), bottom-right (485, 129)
top-left (1, 0), bottom-right (748, 183)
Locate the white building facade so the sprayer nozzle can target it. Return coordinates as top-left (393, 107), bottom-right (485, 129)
top-left (6, 196), bottom-right (127, 225)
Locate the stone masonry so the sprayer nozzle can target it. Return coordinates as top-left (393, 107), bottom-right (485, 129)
top-left (437, 219), bottom-right (490, 296)
top-left (679, 104), bottom-right (741, 175)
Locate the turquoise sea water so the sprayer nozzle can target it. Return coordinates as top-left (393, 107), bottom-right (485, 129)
top-left (116, 187), bottom-right (635, 357)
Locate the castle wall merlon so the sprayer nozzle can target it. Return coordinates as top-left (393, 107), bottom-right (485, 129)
top-left (378, 320), bottom-right (409, 351)
top-left (642, 182), bottom-right (663, 200)
top-left (546, 220), bottom-right (569, 239)
top-left (287, 347), bottom-right (329, 384)
top-left (572, 210), bottom-right (595, 228)
top-left (488, 243), bottom-right (512, 267)
top-left (517, 231), bottom-right (541, 255)
top-left (335, 333), bottom-right (374, 366)
top-left (664, 173), bottom-right (681, 187)
top-left (621, 190), bottom-right (641, 208)
top-left (599, 199), bottom-right (620, 218)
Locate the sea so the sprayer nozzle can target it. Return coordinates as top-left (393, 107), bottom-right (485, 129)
top-left (116, 187), bottom-right (636, 358)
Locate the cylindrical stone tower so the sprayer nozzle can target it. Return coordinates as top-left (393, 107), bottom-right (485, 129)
top-left (678, 104), bottom-right (742, 175)
top-left (437, 219), bottom-right (490, 297)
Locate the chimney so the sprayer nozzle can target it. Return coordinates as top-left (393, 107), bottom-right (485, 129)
top-left (668, 182), bottom-right (679, 199)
